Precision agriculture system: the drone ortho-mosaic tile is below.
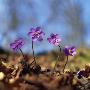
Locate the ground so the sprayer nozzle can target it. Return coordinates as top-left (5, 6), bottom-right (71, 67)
top-left (0, 48), bottom-right (90, 90)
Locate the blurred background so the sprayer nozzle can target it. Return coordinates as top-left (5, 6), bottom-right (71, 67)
top-left (0, 0), bottom-right (90, 54)
top-left (0, 1), bottom-right (90, 90)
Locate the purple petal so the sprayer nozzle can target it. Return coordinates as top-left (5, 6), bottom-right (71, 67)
top-left (10, 38), bottom-right (24, 51)
top-left (47, 33), bottom-right (61, 46)
top-left (63, 46), bottom-right (76, 56)
top-left (28, 27), bottom-right (45, 42)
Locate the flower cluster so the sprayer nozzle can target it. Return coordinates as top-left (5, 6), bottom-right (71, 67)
top-left (10, 26), bottom-right (77, 73)
top-left (10, 26), bottom-right (76, 55)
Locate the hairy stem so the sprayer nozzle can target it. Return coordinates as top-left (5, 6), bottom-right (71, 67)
top-left (63, 56), bottom-right (68, 73)
top-left (51, 45), bottom-right (61, 75)
top-left (19, 48), bottom-right (24, 58)
top-left (32, 40), bottom-right (36, 65)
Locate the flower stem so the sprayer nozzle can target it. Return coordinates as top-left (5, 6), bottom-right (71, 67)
top-left (58, 45), bottom-right (61, 52)
top-left (51, 45), bottom-right (61, 75)
top-left (63, 56), bottom-right (68, 73)
top-left (32, 40), bottom-right (36, 65)
top-left (19, 48), bottom-right (24, 58)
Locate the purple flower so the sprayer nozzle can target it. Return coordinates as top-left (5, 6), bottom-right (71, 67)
top-left (63, 46), bottom-right (76, 56)
top-left (10, 38), bottom-right (24, 51)
top-left (47, 33), bottom-right (62, 46)
top-left (28, 27), bottom-right (45, 41)
top-left (77, 70), bottom-right (86, 79)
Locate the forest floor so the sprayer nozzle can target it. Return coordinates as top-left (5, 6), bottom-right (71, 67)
top-left (0, 48), bottom-right (90, 90)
